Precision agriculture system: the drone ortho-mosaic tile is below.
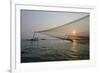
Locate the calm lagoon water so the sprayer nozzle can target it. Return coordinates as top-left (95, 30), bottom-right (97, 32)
top-left (21, 39), bottom-right (89, 63)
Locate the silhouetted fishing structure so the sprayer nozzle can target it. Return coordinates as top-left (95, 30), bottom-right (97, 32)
top-left (27, 15), bottom-right (89, 43)
top-left (21, 11), bottom-right (90, 63)
top-left (25, 15), bottom-right (89, 50)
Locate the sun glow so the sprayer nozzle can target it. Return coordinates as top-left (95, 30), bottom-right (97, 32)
top-left (72, 30), bottom-right (76, 36)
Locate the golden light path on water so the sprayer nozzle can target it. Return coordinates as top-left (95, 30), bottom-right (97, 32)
top-left (68, 39), bottom-right (80, 60)
top-left (69, 30), bottom-right (79, 60)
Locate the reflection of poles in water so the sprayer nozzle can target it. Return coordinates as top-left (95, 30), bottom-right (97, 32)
top-left (32, 32), bottom-right (35, 48)
top-left (32, 32), bottom-right (39, 49)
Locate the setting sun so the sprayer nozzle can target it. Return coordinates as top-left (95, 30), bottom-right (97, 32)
top-left (72, 30), bottom-right (76, 35)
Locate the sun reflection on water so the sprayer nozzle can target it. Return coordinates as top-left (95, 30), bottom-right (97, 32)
top-left (68, 40), bottom-right (80, 60)
top-left (71, 40), bottom-right (77, 52)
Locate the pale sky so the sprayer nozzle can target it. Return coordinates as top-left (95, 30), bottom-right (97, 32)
top-left (21, 10), bottom-right (89, 39)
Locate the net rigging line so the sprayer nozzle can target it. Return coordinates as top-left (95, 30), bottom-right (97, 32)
top-left (34, 15), bottom-right (89, 40)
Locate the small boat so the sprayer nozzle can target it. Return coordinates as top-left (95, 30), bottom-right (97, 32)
top-left (26, 38), bottom-right (39, 41)
top-left (41, 38), bottom-right (46, 40)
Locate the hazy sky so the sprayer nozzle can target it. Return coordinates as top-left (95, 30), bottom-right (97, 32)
top-left (21, 10), bottom-right (89, 39)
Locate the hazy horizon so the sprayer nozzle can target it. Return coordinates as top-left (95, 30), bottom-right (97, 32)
top-left (21, 10), bottom-right (89, 39)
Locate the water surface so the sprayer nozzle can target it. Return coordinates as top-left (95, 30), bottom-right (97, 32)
top-left (21, 39), bottom-right (89, 63)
